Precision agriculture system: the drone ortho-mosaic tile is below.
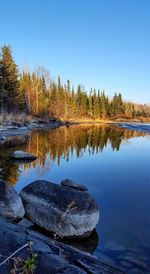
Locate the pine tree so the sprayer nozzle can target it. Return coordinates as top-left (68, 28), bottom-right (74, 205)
top-left (117, 93), bottom-right (125, 115)
top-left (101, 91), bottom-right (108, 118)
top-left (70, 85), bottom-right (77, 118)
top-left (76, 84), bottom-right (82, 117)
top-left (0, 45), bottom-right (22, 111)
top-left (93, 89), bottom-right (99, 119)
top-left (111, 92), bottom-right (118, 116)
top-left (88, 89), bottom-right (93, 117)
top-left (57, 76), bottom-right (65, 118)
top-left (111, 92), bottom-right (125, 117)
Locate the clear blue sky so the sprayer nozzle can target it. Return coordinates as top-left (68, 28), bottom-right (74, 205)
top-left (0, 0), bottom-right (150, 103)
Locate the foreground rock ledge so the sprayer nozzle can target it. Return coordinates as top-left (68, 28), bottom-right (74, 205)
top-left (0, 218), bottom-right (123, 274)
top-left (20, 180), bottom-right (99, 238)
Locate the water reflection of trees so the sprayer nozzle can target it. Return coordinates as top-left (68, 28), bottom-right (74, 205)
top-left (0, 125), bottom-right (148, 185)
top-left (0, 157), bottom-right (20, 185)
top-left (26, 125), bottom-right (148, 167)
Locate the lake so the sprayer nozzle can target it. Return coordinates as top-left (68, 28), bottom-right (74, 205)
top-left (1, 124), bottom-right (150, 273)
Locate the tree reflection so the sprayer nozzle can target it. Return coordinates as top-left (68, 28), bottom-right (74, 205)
top-left (0, 157), bottom-right (20, 185)
top-left (26, 125), bottom-right (147, 166)
top-left (0, 124), bottom-right (148, 185)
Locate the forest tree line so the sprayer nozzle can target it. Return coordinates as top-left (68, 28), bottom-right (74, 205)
top-left (0, 45), bottom-right (150, 120)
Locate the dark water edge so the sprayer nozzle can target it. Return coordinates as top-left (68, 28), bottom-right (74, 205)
top-left (1, 124), bottom-right (150, 273)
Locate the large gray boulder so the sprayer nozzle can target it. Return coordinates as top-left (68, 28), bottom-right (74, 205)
top-left (0, 180), bottom-right (25, 220)
top-left (10, 150), bottom-right (37, 161)
top-left (20, 180), bottom-right (99, 238)
top-left (0, 218), bottom-right (123, 274)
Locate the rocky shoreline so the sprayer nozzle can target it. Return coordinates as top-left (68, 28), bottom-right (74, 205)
top-left (0, 178), bottom-right (124, 273)
top-left (0, 179), bottom-right (100, 238)
top-left (1, 120), bottom-right (150, 143)
top-left (0, 120), bottom-right (68, 145)
top-left (0, 217), bottom-right (123, 274)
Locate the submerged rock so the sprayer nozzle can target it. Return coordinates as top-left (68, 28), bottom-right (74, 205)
top-left (61, 179), bottom-right (88, 191)
top-left (0, 180), bottom-right (25, 220)
top-left (18, 218), bottom-right (34, 229)
top-left (10, 150), bottom-right (37, 161)
top-left (20, 180), bottom-right (99, 238)
top-left (0, 217), bottom-right (123, 274)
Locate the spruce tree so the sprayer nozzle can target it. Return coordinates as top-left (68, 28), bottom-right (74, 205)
top-left (0, 45), bottom-right (21, 111)
top-left (93, 89), bottom-right (99, 119)
top-left (101, 91), bottom-right (108, 118)
top-left (88, 89), bottom-right (93, 117)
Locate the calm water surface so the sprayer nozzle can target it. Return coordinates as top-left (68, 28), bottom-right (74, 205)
top-left (1, 124), bottom-right (150, 272)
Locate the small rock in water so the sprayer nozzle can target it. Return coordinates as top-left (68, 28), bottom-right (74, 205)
top-left (61, 179), bottom-right (88, 192)
top-left (10, 150), bottom-right (37, 161)
top-left (0, 180), bottom-right (25, 220)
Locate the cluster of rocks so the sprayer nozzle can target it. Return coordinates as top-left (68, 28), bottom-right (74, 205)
top-left (0, 120), bottom-right (68, 147)
top-left (0, 178), bottom-right (99, 238)
top-left (20, 179), bottom-right (99, 238)
top-left (0, 178), bottom-right (123, 273)
top-left (0, 218), bottom-right (123, 274)
top-left (0, 119), bottom-right (73, 149)
top-left (0, 119), bottom-right (67, 133)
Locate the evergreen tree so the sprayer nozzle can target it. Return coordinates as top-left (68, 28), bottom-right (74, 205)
top-left (70, 85), bottom-right (77, 117)
top-left (111, 92), bottom-right (125, 117)
top-left (76, 84), bottom-right (82, 117)
top-left (57, 76), bottom-right (65, 118)
top-left (93, 89), bottom-right (99, 118)
top-left (1, 44), bottom-right (150, 120)
top-left (101, 91), bottom-right (108, 118)
top-left (88, 89), bottom-right (93, 117)
top-left (0, 45), bottom-right (23, 111)
top-left (117, 93), bottom-right (125, 115)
